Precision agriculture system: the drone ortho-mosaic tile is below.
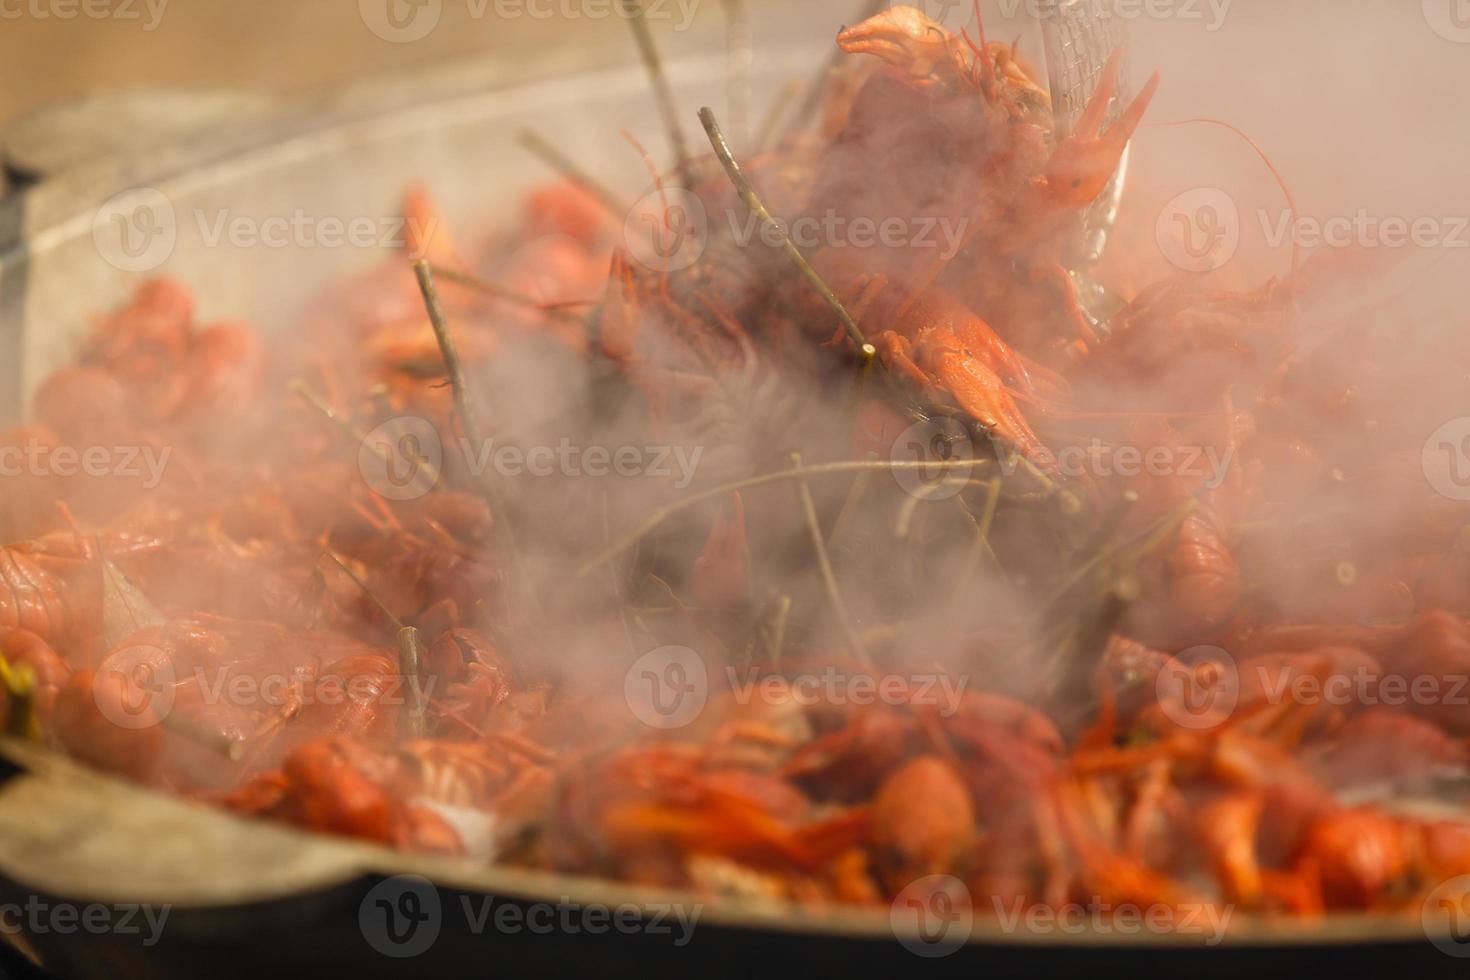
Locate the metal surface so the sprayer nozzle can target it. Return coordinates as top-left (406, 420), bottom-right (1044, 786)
top-left (0, 738), bottom-right (1454, 979)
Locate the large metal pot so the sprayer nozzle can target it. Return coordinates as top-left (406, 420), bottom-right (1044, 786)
top-left (0, 17), bottom-right (1461, 979)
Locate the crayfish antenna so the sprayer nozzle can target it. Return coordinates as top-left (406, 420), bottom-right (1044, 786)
top-left (1108, 70), bottom-right (1162, 150)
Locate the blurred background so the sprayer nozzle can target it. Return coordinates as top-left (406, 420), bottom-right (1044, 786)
top-left (0, 0), bottom-right (528, 128)
top-left (2, 0), bottom-right (1467, 295)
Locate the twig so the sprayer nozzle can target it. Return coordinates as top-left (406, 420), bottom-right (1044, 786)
top-left (621, 0), bottom-right (693, 180)
top-left (321, 551), bottom-right (405, 629)
top-left (319, 551), bottom-right (426, 728)
top-left (768, 594), bottom-right (792, 669)
top-left (790, 452), bottom-right (868, 665)
top-left (955, 478), bottom-right (1005, 595)
top-left (699, 106), bottom-right (873, 360)
top-left (414, 261), bottom-right (486, 449)
top-left (578, 457), bottom-right (994, 576)
top-left (397, 626), bottom-right (428, 738)
top-left (781, 0), bottom-right (886, 138)
top-left (602, 490), bottom-right (640, 659)
top-left (754, 80), bottom-right (802, 152)
top-left (290, 378), bottom-right (442, 489)
top-left (721, 0), bottom-right (752, 151)
top-left (1005, 452), bottom-right (1084, 514)
top-left (828, 451), bottom-right (877, 547)
top-left (1039, 497), bottom-right (1199, 622)
top-left (516, 128), bottom-right (629, 218)
top-left (413, 261), bottom-right (530, 599)
top-left (428, 265), bottom-right (587, 323)
top-left (894, 477), bottom-right (990, 539)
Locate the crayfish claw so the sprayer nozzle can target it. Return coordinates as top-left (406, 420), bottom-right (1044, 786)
top-left (837, 5), bottom-right (958, 79)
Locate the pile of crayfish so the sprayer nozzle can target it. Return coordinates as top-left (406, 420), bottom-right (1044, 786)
top-left (6, 5), bottom-right (1470, 929)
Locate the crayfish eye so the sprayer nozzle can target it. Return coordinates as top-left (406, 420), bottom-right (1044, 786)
top-left (1071, 178), bottom-right (1083, 189)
